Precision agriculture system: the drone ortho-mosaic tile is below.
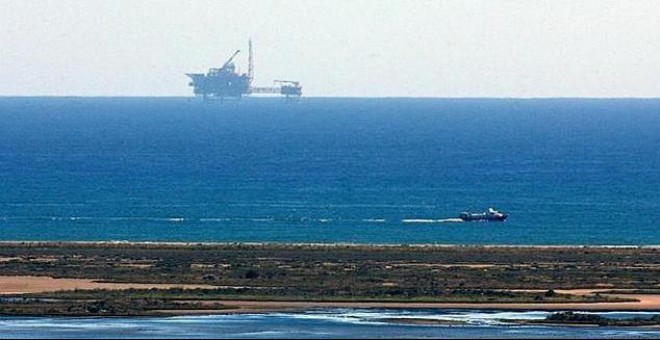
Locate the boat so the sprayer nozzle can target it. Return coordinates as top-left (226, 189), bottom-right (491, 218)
top-left (459, 208), bottom-right (508, 222)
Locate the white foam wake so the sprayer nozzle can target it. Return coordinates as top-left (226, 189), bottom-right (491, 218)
top-left (362, 219), bottom-right (387, 223)
top-left (402, 218), bottom-right (464, 224)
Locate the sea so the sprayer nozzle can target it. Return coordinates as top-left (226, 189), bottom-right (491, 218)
top-left (1, 97), bottom-right (659, 245)
top-left (1, 97), bottom-right (660, 338)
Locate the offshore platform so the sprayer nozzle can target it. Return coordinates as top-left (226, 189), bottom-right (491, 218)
top-left (186, 40), bottom-right (302, 99)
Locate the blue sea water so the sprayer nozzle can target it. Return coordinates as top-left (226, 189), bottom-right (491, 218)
top-left (1, 309), bottom-right (659, 339)
top-left (1, 97), bottom-right (659, 244)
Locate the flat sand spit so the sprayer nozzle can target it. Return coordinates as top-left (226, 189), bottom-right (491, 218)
top-left (0, 276), bottom-right (216, 295)
top-left (180, 296), bottom-right (660, 312)
top-left (1, 276), bottom-right (659, 312)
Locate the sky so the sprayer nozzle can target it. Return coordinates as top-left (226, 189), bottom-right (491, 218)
top-left (1, 0), bottom-right (659, 97)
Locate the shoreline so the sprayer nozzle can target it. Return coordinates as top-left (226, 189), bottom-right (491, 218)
top-left (3, 300), bottom-right (660, 317)
top-left (164, 298), bottom-right (660, 314)
top-left (1, 240), bottom-right (659, 249)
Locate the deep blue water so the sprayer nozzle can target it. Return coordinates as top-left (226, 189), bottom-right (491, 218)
top-left (1, 97), bottom-right (659, 244)
top-left (1, 309), bottom-right (659, 339)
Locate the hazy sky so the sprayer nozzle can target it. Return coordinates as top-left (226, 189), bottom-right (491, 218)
top-left (2, 0), bottom-right (659, 97)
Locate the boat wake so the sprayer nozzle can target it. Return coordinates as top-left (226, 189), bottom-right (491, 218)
top-left (402, 218), bottom-right (464, 224)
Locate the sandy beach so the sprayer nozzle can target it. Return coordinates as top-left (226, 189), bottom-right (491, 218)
top-left (181, 297), bottom-right (660, 313)
top-left (0, 276), bottom-right (217, 295)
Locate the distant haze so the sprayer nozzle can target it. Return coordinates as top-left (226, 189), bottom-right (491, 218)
top-left (2, 0), bottom-right (659, 97)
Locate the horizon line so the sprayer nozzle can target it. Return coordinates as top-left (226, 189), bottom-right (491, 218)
top-left (2, 95), bottom-right (660, 100)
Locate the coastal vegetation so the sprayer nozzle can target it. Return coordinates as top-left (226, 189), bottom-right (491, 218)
top-left (0, 242), bottom-right (657, 316)
top-left (0, 293), bottom-right (234, 317)
top-left (527, 312), bottom-right (660, 327)
top-left (0, 242), bottom-right (657, 290)
top-left (0, 288), bottom-right (627, 317)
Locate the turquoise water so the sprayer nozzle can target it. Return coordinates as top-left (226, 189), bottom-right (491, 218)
top-left (1, 97), bottom-right (659, 244)
top-left (1, 310), bottom-right (659, 339)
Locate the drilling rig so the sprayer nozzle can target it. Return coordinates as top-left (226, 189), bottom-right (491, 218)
top-left (186, 40), bottom-right (302, 99)
top-left (274, 80), bottom-right (303, 97)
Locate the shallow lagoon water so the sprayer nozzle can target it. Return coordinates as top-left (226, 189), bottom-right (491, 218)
top-left (1, 309), bottom-right (659, 339)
